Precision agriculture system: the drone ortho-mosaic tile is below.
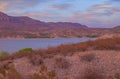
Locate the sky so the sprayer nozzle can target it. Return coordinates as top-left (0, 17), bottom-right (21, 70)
top-left (0, 0), bottom-right (120, 28)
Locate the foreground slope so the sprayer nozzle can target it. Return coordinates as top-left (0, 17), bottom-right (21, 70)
top-left (0, 37), bottom-right (120, 79)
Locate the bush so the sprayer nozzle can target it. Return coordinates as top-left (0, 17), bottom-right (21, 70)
top-left (48, 70), bottom-right (56, 79)
top-left (31, 65), bottom-right (56, 79)
top-left (18, 48), bottom-right (33, 52)
top-left (80, 53), bottom-right (96, 62)
top-left (0, 51), bottom-right (9, 58)
top-left (6, 64), bottom-right (22, 79)
top-left (30, 55), bottom-right (43, 66)
top-left (55, 57), bottom-right (70, 69)
top-left (0, 64), bottom-right (22, 79)
top-left (83, 66), bottom-right (104, 79)
top-left (114, 73), bottom-right (120, 79)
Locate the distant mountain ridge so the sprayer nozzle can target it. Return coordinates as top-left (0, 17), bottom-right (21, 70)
top-left (0, 11), bottom-right (88, 28)
top-left (0, 11), bottom-right (119, 38)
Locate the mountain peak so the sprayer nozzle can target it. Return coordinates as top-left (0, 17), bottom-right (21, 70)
top-left (0, 11), bottom-right (8, 17)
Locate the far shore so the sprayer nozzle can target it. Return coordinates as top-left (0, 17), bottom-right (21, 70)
top-left (0, 37), bottom-right (97, 40)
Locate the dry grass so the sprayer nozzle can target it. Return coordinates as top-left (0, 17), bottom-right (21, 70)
top-left (0, 64), bottom-right (22, 79)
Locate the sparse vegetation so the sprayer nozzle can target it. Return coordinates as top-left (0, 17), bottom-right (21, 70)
top-left (25, 35), bottom-right (50, 38)
top-left (86, 35), bottom-right (98, 38)
top-left (0, 51), bottom-right (9, 58)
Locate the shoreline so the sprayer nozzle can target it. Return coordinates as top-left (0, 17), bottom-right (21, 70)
top-left (0, 37), bottom-right (96, 40)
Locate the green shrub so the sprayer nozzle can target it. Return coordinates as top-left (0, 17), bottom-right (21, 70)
top-left (18, 48), bottom-right (33, 52)
top-left (0, 51), bottom-right (9, 58)
top-left (86, 35), bottom-right (98, 38)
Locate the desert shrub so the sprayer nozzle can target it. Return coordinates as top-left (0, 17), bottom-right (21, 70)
top-left (83, 67), bottom-right (104, 79)
top-left (6, 64), bottom-right (22, 79)
top-left (0, 51), bottom-right (9, 58)
top-left (55, 57), bottom-right (70, 69)
top-left (31, 65), bottom-right (57, 79)
top-left (18, 48), bottom-right (33, 52)
top-left (114, 73), bottom-right (120, 79)
top-left (29, 55), bottom-right (43, 66)
top-left (80, 53), bottom-right (96, 62)
top-left (32, 73), bottom-right (47, 79)
top-left (48, 70), bottom-right (56, 79)
top-left (40, 65), bottom-right (47, 73)
top-left (0, 68), bottom-right (5, 76)
top-left (86, 35), bottom-right (98, 38)
top-left (12, 49), bottom-right (35, 59)
top-left (0, 64), bottom-right (22, 79)
top-left (83, 71), bottom-right (104, 79)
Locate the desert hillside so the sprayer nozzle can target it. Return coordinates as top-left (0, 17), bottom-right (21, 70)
top-left (0, 37), bottom-right (120, 79)
top-left (0, 11), bottom-right (120, 38)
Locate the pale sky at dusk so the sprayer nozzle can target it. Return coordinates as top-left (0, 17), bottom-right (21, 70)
top-left (0, 0), bottom-right (120, 28)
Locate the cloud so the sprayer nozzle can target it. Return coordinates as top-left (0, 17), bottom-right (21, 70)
top-left (88, 4), bottom-right (112, 11)
top-left (109, 0), bottom-right (120, 2)
top-left (49, 4), bottom-right (72, 10)
top-left (66, 11), bottom-right (120, 28)
top-left (87, 4), bottom-right (120, 16)
top-left (110, 7), bottom-right (120, 14)
top-left (0, 0), bottom-right (54, 12)
top-left (71, 12), bottom-right (98, 19)
top-left (106, 0), bottom-right (120, 4)
top-left (0, 2), bottom-right (8, 11)
top-left (71, 10), bottom-right (113, 20)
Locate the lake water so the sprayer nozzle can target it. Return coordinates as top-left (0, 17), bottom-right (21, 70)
top-left (0, 38), bottom-right (95, 53)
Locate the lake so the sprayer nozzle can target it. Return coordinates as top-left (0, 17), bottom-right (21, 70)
top-left (0, 38), bottom-right (95, 53)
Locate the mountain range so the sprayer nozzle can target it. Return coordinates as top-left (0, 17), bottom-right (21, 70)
top-left (0, 11), bottom-right (120, 38)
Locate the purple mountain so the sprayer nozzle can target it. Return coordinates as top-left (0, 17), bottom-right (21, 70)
top-left (0, 11), bottom-right (88, 29)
